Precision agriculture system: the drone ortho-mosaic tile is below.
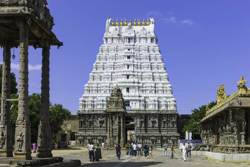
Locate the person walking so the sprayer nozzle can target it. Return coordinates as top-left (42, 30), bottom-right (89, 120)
top-left (95, 144), bottom-right (102, 161)
top-left (149, 145), bottom-right (153, 157)
top-left (181, 142), bottom-right (187, 161)
top-left (143, 144), bottom-right (149, 157)
top-left (129, 142), bottom-right (133, 156)
top-left (32, 143), bottom-right (37, 153)
top-left (115, 144), bottom-right (121, 160)
top-left (125, 143), bottom-right (130, 155)
top-left (133, 143), bottom-right (137, 156)
top-left (87, 143), bottom-right (91, 161)
top-left (170, 144), bottom-right (174, 159)
top-left (187, 142), bottom-right (192, 159)
top-left (163, 144), bottom-right (168, 157)
top-left (137, 143), bottom-right (142, 156)
top-left (87, 143), bottom-right (95, 162)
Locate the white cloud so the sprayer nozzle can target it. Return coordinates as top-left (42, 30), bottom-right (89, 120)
top-left (28, 64), bottom-right (42, 71)
top-left (180, 19), bottom-right (194, 26)
top-left (146, 11), bottom-right (194, 26)
top-left (10, 63), bottom-right (41, 72)
top-left (10, 63), bottom-right (19, 71)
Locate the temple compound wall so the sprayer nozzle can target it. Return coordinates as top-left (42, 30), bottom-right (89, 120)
top-left (76, 18), bottom-right (179, 147)
top-left (201, 76), bottom-right (250, 153)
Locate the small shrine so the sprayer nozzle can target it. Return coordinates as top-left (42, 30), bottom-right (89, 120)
top-left (201, 76), bottom-right (250, 153)
top-left (106, 86), bottom-right (126, 147)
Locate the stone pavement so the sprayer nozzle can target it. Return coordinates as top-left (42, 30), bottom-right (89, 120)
top-left (50, 148), bottom-right (250, 167)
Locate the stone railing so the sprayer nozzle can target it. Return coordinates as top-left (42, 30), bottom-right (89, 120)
top-left (211, 145), bottom-right (250, 153)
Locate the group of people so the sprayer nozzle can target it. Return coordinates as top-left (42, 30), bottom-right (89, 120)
top-left (163, 144), bottom-right (175, 159)
top-left (125, 142), bottom-right (153, 157)
top-left (86, 141), bottom-right (192, 162)
top-left (87, 143), bottom-right (102, 162)
top-left (180, 142), bottom-right (192, 161)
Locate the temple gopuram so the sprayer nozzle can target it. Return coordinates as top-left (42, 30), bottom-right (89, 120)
top-left (201, 76), bottom-right (250, 153)
top-left (77, 18), bottom-right (179, 147)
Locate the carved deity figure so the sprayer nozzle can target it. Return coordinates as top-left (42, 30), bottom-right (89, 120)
top-left (216, 85), bottom-right (227, 104)
top-left (0, 131), bottom-right (6, 149)
top-left (107, 86), bottom-right (125, 111)
top-left (242, 121), bottom-right (246, 132)
top-left (237, 76), bottom-right (248, 94)
top-left (151, 118), bottom-right (157, 128)
top-left (99, 119), bottom-right (105, 128)
top-left (225, 124), bottom-right (230, 132)
top-left (218, 127), bottom-right (222, 134)
top-left (17, 132), bottom-right (24, 152)
top-left (139, 117), bottom-right (144, 128)
top-left (241, 133), bottom-right (246, 145)
top-left (233, 125), bottom-right (237, 135)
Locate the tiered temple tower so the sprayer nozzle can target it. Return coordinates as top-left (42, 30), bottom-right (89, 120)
top-left (77, 18), bottom-right (179, 147)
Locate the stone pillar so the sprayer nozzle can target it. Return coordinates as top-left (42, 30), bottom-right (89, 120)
top-left (113, 114), bottom-right (120, 146)
top-left (240, 110), bottom-right (246, 145)
top-left (107, 114), bottom-right (111, 147)
top-left (115, 115), bottom-right (119, 145)
top-left (14, 21), bottom-right (31, 160)
top-left (120, 115), bottom-right (124, 147)
top-left (0, 44), bottom-right (12, 157)
top-left (37, 42), bottom-right (53, 158)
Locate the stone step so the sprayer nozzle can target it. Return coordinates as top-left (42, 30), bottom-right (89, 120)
top-left (0, 165), bottom-right (10, 167)
top-left (0, 158), bottom-right (14, 165)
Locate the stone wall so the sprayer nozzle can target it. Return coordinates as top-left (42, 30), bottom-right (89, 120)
top-left (201, 108), bottom-right (250, 153)
top-left (77, 112), bottom-right (179, 147)
top-left (192, 151), bottom-right (250, 162)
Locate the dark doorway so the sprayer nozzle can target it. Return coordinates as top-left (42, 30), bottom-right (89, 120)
top-left (125, 116), bottom-right (135, 143)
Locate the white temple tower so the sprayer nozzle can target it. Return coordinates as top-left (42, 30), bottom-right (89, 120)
top-left (77, 18), bottom-right (179, 146)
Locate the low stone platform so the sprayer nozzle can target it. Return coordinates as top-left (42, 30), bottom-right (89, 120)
top-left (193, 151), bottom-right (250, 162)
top-left (0, 157), bottom-right (81, 167)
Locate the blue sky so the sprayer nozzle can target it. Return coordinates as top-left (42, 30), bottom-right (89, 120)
top-left (1, 0), bottom-right (250, 114)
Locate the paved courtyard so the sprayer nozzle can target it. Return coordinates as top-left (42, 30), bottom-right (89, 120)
top-left (50, 148), bottom-right (250, 167)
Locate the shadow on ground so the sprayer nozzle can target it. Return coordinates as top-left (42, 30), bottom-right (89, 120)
top-left (53, 147), bottom-right (83, 150)
top-left (82, 161), bottom-right (162, 167)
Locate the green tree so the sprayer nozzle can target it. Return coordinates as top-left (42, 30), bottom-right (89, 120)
top-left (29, 94), bottom-right (42, 143)
top-left (10, 94), bottom-right (71, 143)
top-left (183, 102), bottom-right (216, 138)
top-left (10, 93), bottom-right (42, 143)
top-left (0, 65), bottom-right (71, 143)
top-left (49, 104), bottom-right (71, 142)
